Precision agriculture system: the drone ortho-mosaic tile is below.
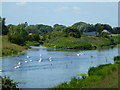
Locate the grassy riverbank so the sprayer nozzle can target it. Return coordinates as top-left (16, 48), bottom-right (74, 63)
top-left (54, 63), bottom-right (119, 88)
top-left (0, 35), bottom-right (27, 57)
top-left (111, 34), bottom-right (120, 44)
top-left (43, 36), bottom-right (115, 50)
top-left (1, 34), bottom-right (119, 56)
top-left (24, 41), bottom-right (40, 47)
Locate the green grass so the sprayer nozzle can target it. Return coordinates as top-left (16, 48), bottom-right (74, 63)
top-left (43, 36), bottom-right (115, 50)
top-left (24, 41), bottom-right (40, 46)
top-left (111, 34), bottom-right (120, 44)
top-left (85, 70), bottom-right (118, 88)
top-left (0, 35), bottom-right (27, 57)
top-left (111, 34), bottom-right (119, 37)
top-left (54, 63), bottom-right (119, 88)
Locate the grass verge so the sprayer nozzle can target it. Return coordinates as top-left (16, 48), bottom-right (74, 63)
top-left (43, 36), bottom-right (115, 50)
top-left (53, 62), bottom-right (119, 88)
top-left (0, 35), bottom-right (27, 57)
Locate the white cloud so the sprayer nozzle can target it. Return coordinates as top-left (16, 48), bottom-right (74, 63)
top-left (57, 6), bottom-right (80, 12)
top-left (73, 6), bottom-right (80, 11)
top-left (16, 1), bottom-right (27, 6)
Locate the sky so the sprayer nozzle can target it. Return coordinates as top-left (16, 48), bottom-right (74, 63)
top-left (1, 2), bottom-right (118, 27)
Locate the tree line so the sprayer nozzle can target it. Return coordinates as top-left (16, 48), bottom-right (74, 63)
top-left (0, 17), bottom-right (120, 45)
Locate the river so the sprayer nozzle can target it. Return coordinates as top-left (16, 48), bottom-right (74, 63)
top-left (1, 45), bottom-right (119, 88)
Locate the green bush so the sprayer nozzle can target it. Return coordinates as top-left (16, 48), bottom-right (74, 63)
top-left (114, 56), bottom-right (120, 64)
top-left (8, 25), bottom-right (28, 45)
top-left (114, 56), bottom-right (120, 61)
top-left (62, 27), bottom-right (81, 38)
top-left (88, 64), bottom-right (117, 78)
top-left (69, 77), bottom-right (78, 88)
top-left (24, 41), bottom-right (40, 46)
top-left (1, 76), bottom-right (19, 89)
top-left (1, 36), bottom-right (27, 57)
top-left (28, 33), bottom-right (40, 42)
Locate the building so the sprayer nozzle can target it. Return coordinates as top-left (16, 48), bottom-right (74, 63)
top-left (84, 31), bottom-right (96, 36)
top-left (101, 30), bottom-right (110, 35)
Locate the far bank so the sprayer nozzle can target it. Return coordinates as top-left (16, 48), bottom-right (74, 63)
top-left (0, 36), bottom-right (27, 57)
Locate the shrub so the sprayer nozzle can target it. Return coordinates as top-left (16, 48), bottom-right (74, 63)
top-left (54, 63), bottom-right (118, 88)
top-left (114, 56), bottom-right (120, 64)
top-left (8, 25), bottom-right (28, 45)
top-left (114, 56), bottom-right (120, 61)
top-left (62, 27), bottom-right (81, 38)
top-left (88, 64), bottom-right (117, 78)
top-left (1, 76), bottom-right (19, 89)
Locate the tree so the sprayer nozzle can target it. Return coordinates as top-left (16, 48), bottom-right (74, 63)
top-left (8, 25), bottom-right (28, 45)
top-left (72, 22), bottom-right (87, 32)
top-left (18, 22), bottom-right (28, 28)
top-left (62, 27), bottom-right (81, 38)
top-left (95, 23), bottom-right (104, 35)
top-left (95, 23), bottom-right (113, 35)
top-left (0, 17), bottom-right (8, 35)
top-left (53, 24), bottom-right (66, 31)
top-left (24, 22), bottom-right (28, 27)
top-left (102, 24), bottom-right (113, 33)
top-left (84, 24), bottom-right (96, 32)
top-left (112, 27), bottom-right (120, 34)
top-left (7, 24), bottom-right (14, 30)
top-left (28, 33), bottom-right (40, 41)
top-left (25, 24), bottom-right (53, 35)
top-left (1, 76), bottom-right (19, 89)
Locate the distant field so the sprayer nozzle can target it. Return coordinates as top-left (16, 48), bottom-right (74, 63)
top-left (111, 34), bottom-right (119, 36)
top-left (0, 35), bottom-right (26, 57)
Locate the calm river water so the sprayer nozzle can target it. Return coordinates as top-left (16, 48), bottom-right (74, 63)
top-left (1, 45), bottom-right (119, 88)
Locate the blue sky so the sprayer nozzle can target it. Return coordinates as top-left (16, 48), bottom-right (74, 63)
top-left (1, 2), bottom-right (118, 27)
